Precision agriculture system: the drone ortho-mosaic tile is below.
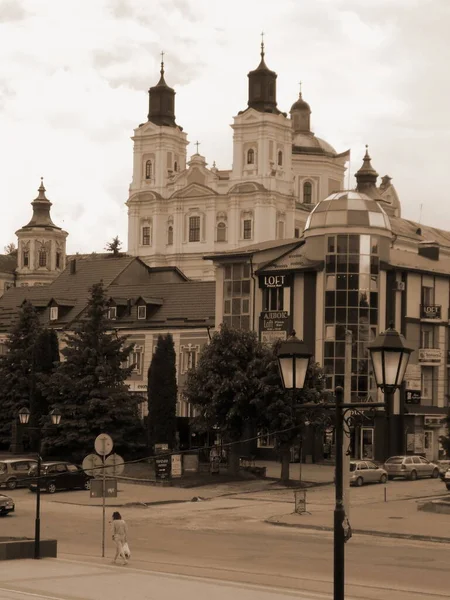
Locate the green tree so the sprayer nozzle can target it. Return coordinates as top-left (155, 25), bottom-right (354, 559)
top-left (105, 236), bottom-right (123, 257)
top-left (43, 282), bottom-right (146, 460)
top-left (183, 325), bottom-right (269, 474)
top-left (147, 334), bottom-right (177, 452)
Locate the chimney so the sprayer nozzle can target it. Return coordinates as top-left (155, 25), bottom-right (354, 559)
top-left (70, 259), bottom-right (76, 274)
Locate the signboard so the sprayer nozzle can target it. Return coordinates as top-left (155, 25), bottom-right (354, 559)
top-left (171, 454), bottom-right (182, 478)
top-left (82, 453), bottom-right (103, 477)
top-left (405, 390), bottom-right (421, 404)
top-left (420, 304), bottom-right (441, 319)
top-left (260, 310), bottom-right (289, 345)
top-left (155, 455), bottom-right (171, 481)
top-left (414, 432), bottom-right (425, 453)
top-left (183, 454), bottom-right (199, 473)
top-left (90, 478), bottom-right (117, 498)
top-left (128, 381), bottom-right (148, 392)
top-left (405, 364), bottom-right (421, 391)
top-left (259, 274), bottom-right (291, 289)
top-left (406, 433), bottom-right (415, 452)
top-left (155, 443), bottom-right (169, 453)
top-left (104, 453), bottom-right (125, 477)
top-left (95, 433), bottom-right (113, 456)
top-left (418, 348), bottom-right (442, 364)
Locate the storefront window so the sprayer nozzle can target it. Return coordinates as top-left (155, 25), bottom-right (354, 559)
top-left (223, 263), bottom-right (251, 330)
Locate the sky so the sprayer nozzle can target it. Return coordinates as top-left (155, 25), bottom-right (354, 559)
top-left (0, 0), bottom-right (449, 254)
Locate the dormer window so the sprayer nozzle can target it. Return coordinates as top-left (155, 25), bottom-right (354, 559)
top-left (145, 160), bottom-right (153, 180)
top-left (50, 306), bottom-right (58, 321)
top-left (247, 149), bottom-right (255, 165)
top-left (107, 306), bottom-right (117, 320)
top-left (137, 305), bottom-right (147, 320)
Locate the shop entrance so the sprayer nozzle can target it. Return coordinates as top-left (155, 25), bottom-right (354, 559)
top-left (360, 427), bottom-right (374, 460)
top-left (424, 430), bottom-right (434, 461)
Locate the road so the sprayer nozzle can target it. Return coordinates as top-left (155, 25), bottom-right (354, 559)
top-left (1, 478), bottom-right (449, 600)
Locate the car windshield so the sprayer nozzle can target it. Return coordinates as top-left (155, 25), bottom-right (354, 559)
top-left (385, 457), bottom-right (403, 464)
top-left (350, 464), bottom-right (357, 471)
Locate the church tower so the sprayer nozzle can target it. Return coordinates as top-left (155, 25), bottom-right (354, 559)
top-left (231, 39), bottom-right (292, 193)
top-left (15, 179), bottom-right (68, 287)
top-left (127, 54), bottom-right (188, 256)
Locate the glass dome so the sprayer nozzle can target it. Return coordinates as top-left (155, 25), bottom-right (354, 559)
top-left (304, 191), bottom-right (391, 232)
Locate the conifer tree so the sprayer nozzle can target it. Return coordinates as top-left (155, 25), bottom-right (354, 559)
top-left (147, 333), bottom-right (177, 452)
top-left (43, 282), bottom-right (146, 460)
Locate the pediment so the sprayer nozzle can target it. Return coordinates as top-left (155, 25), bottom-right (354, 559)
top-left (128, 191), bottom-right (162, 204)
top-left (229, 181), bottom-right (266, 194)
top-left (171, 182), bottom-right (218, 199)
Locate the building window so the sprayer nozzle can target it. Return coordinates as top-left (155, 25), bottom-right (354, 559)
top-left (243, 219), bottom-right (252, 240)
top-left (107, 306), bottom-right (117, 320)
top-left (38, 250), bottom-right (47, 267)
top-left (167, 226), bottom-right (173, 245)
top-left (277, 221), bottom-right (285, 239)
top-left (303, 181), bottom-right (312, 203)
top-left (23, 251), bottom-right (29, 267)
top-left (128, 346), bottom-right (143, 375)
top-left (295, 228), bottom-right (300, 238)
top-left (217, 222), bottom-right (227, 242)
top-left (247, 148), bottom-right (255, 165)
top-left (50, 306), bottom-right (58, 321)
top-left (56, 252), bottom-right (61, 269)
top-left (142, 226), bottom-right (151, 246)
top-left (189, 216), bottom-right (201, 242)
top-left (137, 305), bottom-right (147, 320)
top-left (277, 150), bottom-right (283, 166)
top-left (421, 282), bottom-right (434, 306)
top-left (174, 161), bottom-right (178, 172)
top-left (421, 325), bottom-right (434, 349)
top-left (324, 234), bottom-right (379, 400)
top-left (181, 345), bottom-right (199, 374)
top-left (421, 367), bottom-right (433, 401)
top-left (263, 287), bottom-right (284, 311)
top-left (223, 262), bottom-right (251, 330)
top-left (145, 160), bottom-right (152, 180)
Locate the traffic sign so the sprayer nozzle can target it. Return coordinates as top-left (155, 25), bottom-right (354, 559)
top-left (90, 478), bottom-right (117, 498)
top-left (104, 453), bottom-right (125, 477)
top-left (95, 433), bottom-right (113, 456)
top-left (82, 453), bottom-right (103, 477)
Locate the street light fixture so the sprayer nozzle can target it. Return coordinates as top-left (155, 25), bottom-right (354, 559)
top-left (368, 323), bottom-right (413, 458)
top-left (276, 332), bottom-right (312, 391)
top-left (18, 406), bottom-right (62, 560)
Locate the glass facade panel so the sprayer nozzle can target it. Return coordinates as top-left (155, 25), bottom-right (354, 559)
top-left (324, 234), bottom-right (379, 398)
top-left (223, 262), bottom-right (251, 330)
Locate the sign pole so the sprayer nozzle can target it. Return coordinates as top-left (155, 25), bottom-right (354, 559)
top-left (102, 442), bottom-right (106, 558)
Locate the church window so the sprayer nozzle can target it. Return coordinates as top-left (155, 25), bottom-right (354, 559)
top-left (145, 160), bottom-right (153, 180)
top-left (142, 226), bottom-right (151, 246)
top-left (303, 181), bottom-right (313, 204)
top-left (56, 252), bottom-right (61, 269)
top-left (277, 151), bottom-right (283, 166)
top-left (23, 251), bottom-right (29, 267)
top-left (189, 216), bottom-right (201, 242)
top-left (217, 222), bottom-right (227, 242)
top-left (243, 219), bottom-right (252, 240)
top-left (167, 225), bottom-right (173, 245)
top-left (247, 149), bottom-right (255, 165)
top-left (38, 250), bottom-right (47, 267)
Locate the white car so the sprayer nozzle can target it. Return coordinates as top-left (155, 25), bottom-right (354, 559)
top-left (350, 460), bottom-right (388, 486)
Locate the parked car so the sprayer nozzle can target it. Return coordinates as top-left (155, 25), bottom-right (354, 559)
top-left (0, 493), bottom-right (15, 516)
top-left (442, 468), bottom-right (450, 491)
top-left (28, 462), bottom-right (93, 494)
top-left (437, 460), bottom-right (450, 480)
top-left (0, 458), bottom-right (38, 490)
top-left (383, 455), bottom-right (439, 480)
top-left (350, 460), bottom-right (388, 486)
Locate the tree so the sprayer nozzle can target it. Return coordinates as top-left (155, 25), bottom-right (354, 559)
top-left (183, 325), bottom-right (269, 474)
top-left (43, 282), bottom-right (146, 460)
top-left (147, 334), bottom-right (177, 452)
top-left (4, 242), bottom-right (16, 255)
top-left (105, 236), bottom-right (123, 257)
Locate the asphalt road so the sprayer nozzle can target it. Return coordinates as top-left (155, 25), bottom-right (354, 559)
top-left (1, 479), bottom-right (449, 600)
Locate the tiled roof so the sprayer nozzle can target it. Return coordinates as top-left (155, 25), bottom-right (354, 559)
top-left (391, 217), bottom-right (450, 247)
top-left (0, 254), bottom-right (17, 274)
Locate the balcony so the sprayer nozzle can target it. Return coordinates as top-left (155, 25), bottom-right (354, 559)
top-left (420, 304), bottom-right (442, 320)
top-left (418, 348), bottom-right (442, 364)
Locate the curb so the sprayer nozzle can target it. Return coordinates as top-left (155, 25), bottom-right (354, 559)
top-left (265, 518), bottom-right (450, 544)
top-left (52, 499), bottom-right (189, 508)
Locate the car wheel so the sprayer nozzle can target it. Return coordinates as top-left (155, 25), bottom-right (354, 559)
top-left (47, 482), bottom-right (57, 494)
top-left (84, 480), bottom-right (91, 491)
top-left (380, 474), bottom-right (387, 484)
top-left (409, 470), bottom-right (417, 481)
top-left (431, 468), bottom-right (439, 479)
top-left (6, 479), bottom-right (17, 490)
top-left (356, 476), bottom-right (364, 487)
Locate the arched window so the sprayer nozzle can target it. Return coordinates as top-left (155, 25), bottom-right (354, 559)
top-left (277, 151), bottom-right (283, 166)
top-left (167, 225), bottom-right (173, 245)
top-left (145, 160), bottom-right (152, 180)
top-left (216, 222), bottom-right (226, 242)
top-left (303, 181), bottom-right (312, 203)
top-left (247, 149), bottom-right (255, 165)
top-left (38, 250), bottom-right (47, 267)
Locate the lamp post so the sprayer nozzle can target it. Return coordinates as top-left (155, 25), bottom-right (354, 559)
top-left (367, 323), bottom-right (413, 460)
top-left (18, 406), bottom-right (62, 560)
top-left (277, 333), bottom-right (384, 600)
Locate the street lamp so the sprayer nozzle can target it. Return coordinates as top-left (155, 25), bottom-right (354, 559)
top-left (18, 406), bottom-right (62, 559)
top-left (276, 332), bottom-right (312, 391)
top-left (368, 323), bottom-right (413, 458)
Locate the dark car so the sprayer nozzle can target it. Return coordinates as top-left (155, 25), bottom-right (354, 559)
top-left (0, 493), bottom-right (15, 515)
top-left (28, 462), bottom-right (92, 494)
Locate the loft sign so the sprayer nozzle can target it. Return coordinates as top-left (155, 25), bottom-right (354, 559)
top-left (421, 304), bottom-right (441, 319)
top-left (259, 273), bottom-right (291, 289)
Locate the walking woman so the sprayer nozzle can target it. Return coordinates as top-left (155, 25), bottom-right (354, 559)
top-left (111, 511), bottom-right (128, 565)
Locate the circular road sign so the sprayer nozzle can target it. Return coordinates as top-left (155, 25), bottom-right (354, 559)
top-left (94, 433), bottom-right (113, 456)
top-left (104, 453), bottom-right (125, 477)
top-left (82, 453), bottom-right (104, 477)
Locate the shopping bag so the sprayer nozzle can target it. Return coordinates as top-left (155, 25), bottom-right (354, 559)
top-left (123, 543), bottom-right (131, 558)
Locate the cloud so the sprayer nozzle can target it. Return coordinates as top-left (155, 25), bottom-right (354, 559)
top-left (0, 0), bottom-right (27, 22)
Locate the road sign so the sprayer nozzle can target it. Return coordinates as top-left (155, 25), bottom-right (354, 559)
top-left (95, 433), bottom-right (113, 456)
top-left (82, 453), bottom-right (103, 477)
top-left (155, 455), bottom-right (171, 480)
top-left (171, 454), bottom-right (182, 478)
top-left (90, 478), bottom-right (117, 498)
top-left (104, 453), bottom-right (125, 477)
